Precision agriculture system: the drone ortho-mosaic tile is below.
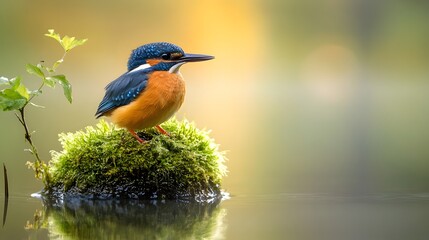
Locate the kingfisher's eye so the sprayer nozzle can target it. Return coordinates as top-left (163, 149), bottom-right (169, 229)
top-left (161, 53), bottom-right (171, 60)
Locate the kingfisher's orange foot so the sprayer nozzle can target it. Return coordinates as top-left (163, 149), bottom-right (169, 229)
top-left (128, 129), bottom-right (146, 144)
top-left (156, 125), bottom-right (170, 136)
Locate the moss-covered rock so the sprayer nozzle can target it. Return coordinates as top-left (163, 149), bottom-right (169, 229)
top-left (44, 119), bottom-right (227, 201)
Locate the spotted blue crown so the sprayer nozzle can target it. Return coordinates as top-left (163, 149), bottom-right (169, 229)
top-left (127, 42), bottom-right (185, 71)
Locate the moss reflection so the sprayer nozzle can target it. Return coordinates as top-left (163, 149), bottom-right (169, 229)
top-left (26, 198), bottom-right (226, 239)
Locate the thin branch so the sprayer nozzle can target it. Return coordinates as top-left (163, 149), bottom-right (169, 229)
top-left (15, 112), bottom-right (24, 126)
top-left (18, 107), bottom-right (42, 178)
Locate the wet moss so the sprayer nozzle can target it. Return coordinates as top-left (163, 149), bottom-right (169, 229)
top-left (44, 119), bottom-right (227, 200)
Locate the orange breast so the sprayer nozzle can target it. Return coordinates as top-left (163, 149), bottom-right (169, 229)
top-left (110, 71), bottom-right (186, 130)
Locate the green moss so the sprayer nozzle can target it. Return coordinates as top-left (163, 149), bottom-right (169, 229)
top-left (45, 119), bottom-right (227, 200)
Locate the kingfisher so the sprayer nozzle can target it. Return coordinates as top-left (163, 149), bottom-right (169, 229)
top-left (95, 42), bottom-right (214, 143)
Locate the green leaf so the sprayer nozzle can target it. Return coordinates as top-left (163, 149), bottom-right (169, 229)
top-left (13, 83), bottom-right (30, 100)
top-left (26, 64), bottom-right (45, 78)
top-left (44, 77), bottom-right (57, 88)
top-left (51, 75), bottom-right (72, 103)
top-left (45, 67), bottom-right (54, 73)
top-left (37, 62), bottom-right (47, 72)
top-left (0, 89), bottom-right (27, 111)
top-left (0, 76), bottom-right (8, 85)
top-left (61, 36), bottom-right (74, 51)
top-left (9, 77), bottom-right (30, 99)
top-left (9, 76), bottom-right (21, 88)
top-left (44, 29), bottom-right (62, 45)
top-left (62, 35), bottom-right (87, 52)
top-left (45, 29), bottom-right (87, 52)
top-left (69, 38), bottom-right (87, 51)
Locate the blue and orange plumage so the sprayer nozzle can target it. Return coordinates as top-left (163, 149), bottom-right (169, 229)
top-left (95, 42), bottom-right (213, 143)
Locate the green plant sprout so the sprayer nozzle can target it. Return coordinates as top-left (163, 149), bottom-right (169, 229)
top-left (0, 30), bottom-right (87, 182)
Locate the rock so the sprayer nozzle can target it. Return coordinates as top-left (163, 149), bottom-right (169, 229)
top-left (44, 119), bottom-right (227, 201)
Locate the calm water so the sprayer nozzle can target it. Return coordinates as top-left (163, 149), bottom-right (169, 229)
top-left (1, 0), bottom-right (429, 239)
top-left (1, 193), bottom-right (429, 239)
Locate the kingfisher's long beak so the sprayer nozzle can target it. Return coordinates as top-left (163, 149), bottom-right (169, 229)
top-left (179, 53), bottom-right (214, 63)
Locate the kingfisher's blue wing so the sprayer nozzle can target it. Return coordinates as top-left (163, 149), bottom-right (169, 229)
top-left (95, 69), bottom-right (150, 118)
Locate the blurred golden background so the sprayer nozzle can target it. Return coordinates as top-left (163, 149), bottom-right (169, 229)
top-left (0, 0), bottom-right (429, 197)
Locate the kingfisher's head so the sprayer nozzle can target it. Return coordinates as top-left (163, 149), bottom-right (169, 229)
top-left (127, 42), bottom-right (214, 73)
